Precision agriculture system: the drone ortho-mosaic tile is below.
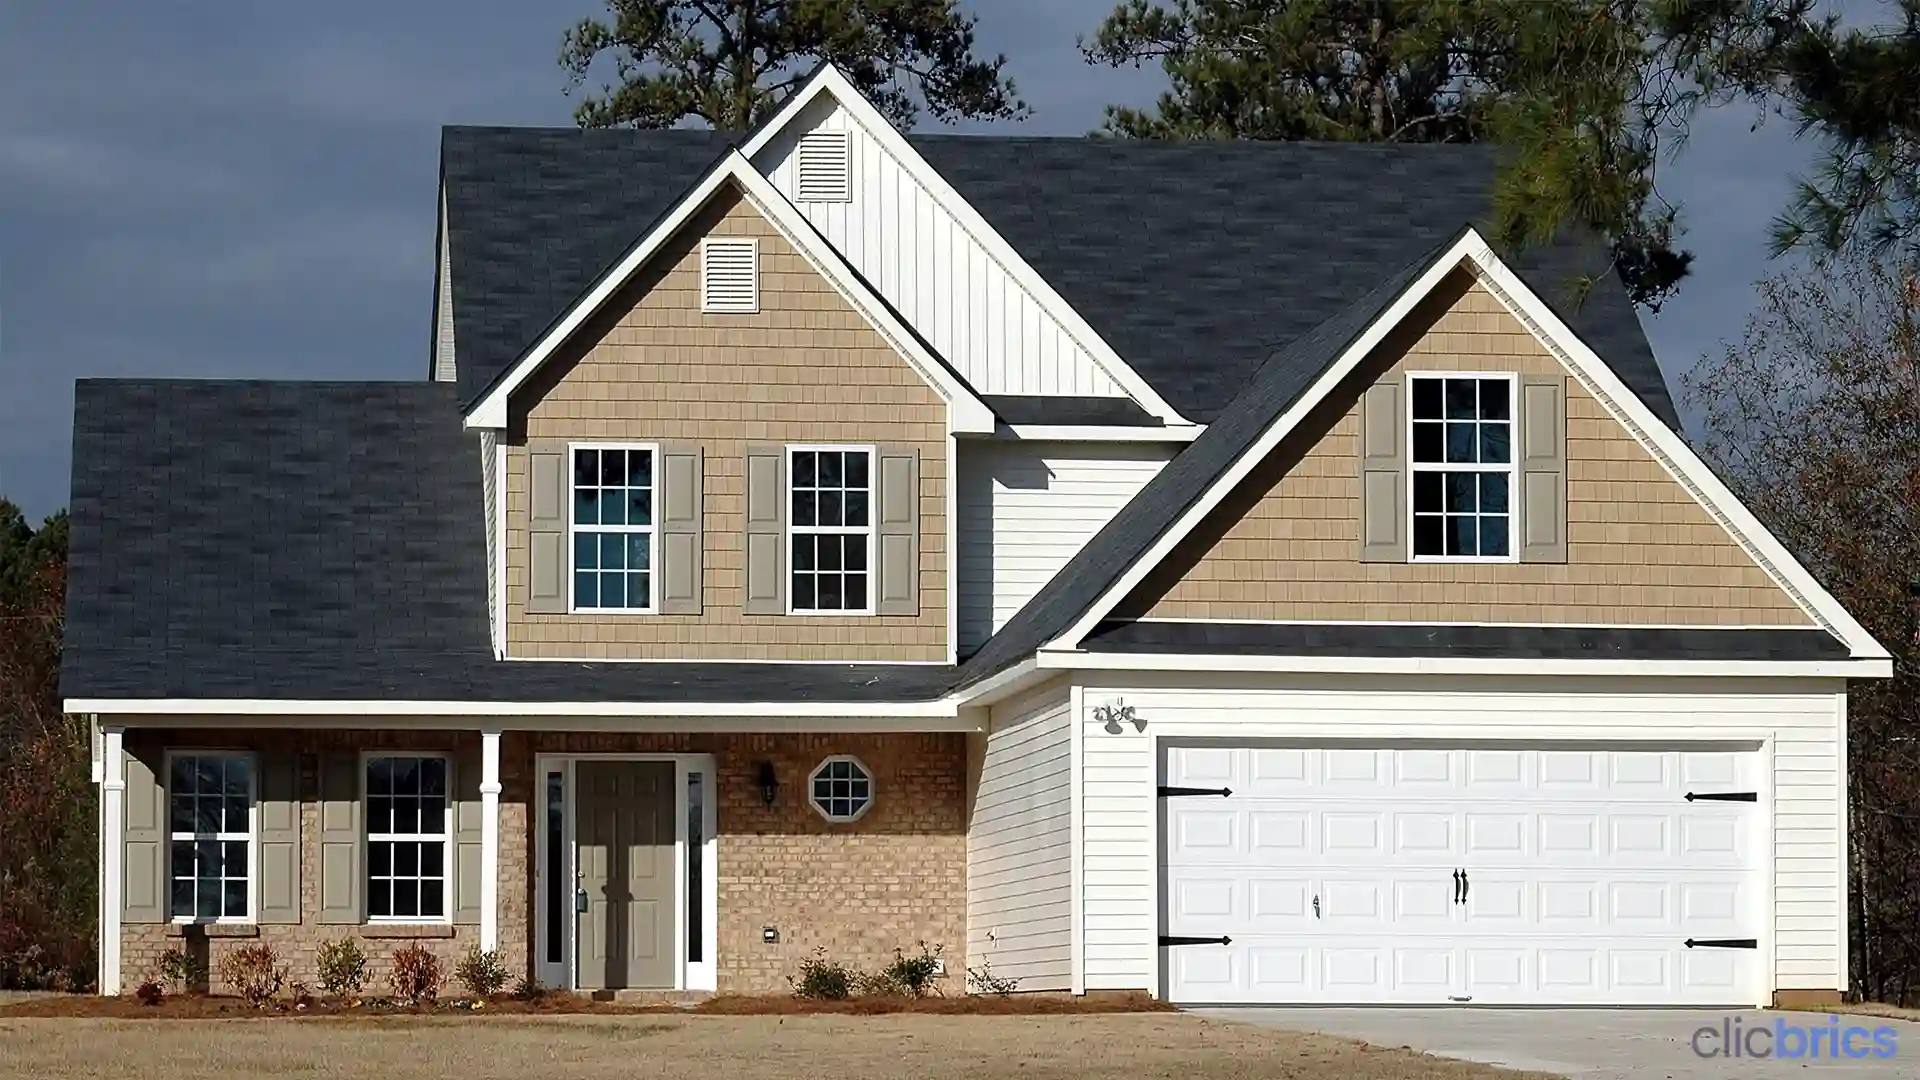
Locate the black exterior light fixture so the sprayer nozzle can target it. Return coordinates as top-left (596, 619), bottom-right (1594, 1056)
top-left (756, 760), bottom-right (779, 806)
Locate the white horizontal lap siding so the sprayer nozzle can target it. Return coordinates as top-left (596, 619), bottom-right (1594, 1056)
top-left (1073, 673), bottom-right (1847, 996)
top-left (968, 680), bottom-right (1073, 989)
top-left (753, 99), bottom-right (1125, 399)
top-left (956, 442), bottom-right (1174, 651)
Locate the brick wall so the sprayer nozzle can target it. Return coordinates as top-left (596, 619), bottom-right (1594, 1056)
top-left (120, 729), bottom-right (529, 996)
top-left (1127, 272), bottom-right (1812, 625)
top-left (119, 728), bottom-right (966, 998)
top-left (503, 185), bottom-right (950, 661)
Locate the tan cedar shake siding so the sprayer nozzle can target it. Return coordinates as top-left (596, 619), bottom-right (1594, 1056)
top-left (1124, 272), bottom-right (1812, 626)
top-left (503, 186), bottom-right (948, 660)
top-left (118, 727), bottom-right (965, 997)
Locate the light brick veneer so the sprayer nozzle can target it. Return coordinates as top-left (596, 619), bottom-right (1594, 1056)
top-left (503, 185), bottom-right (950, 661)
top-left (119, 728), bottom-right (966, 998)
top-left (119, 729), bottom-right (529, 995)
top-left (1129, 272), bottom-right (1811, 626)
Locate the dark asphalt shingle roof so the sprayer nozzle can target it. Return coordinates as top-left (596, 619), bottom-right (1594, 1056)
top-left (443, 128), bottom-right (1678, 428)
top-left (61, 379), bottom-right (955, 701)
top-left (982, 395), bottom-right (1162, 427)
top-left (1082, 621), bottom-right (1848, 662)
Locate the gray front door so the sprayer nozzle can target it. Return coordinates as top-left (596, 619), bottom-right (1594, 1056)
top-left (576, 761), bottom-right (676, 990)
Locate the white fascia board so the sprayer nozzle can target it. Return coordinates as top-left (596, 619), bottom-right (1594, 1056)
top-left (1047, 228), bottom-right (1890, 661)
top-left (1037, 648), bottom-right (1892, 680)
top-left (65, 697), bottom-right (962, 719)
top-left (940, 657), bottom-right (1045, 708)
top-left (988, 424), bottom-right (1205, 443)
top-left (462, 150), bottom-right (994, 435)
top-left (1460, 242), bottom-right (1890, 661)
top-left (740, 65), bottom-right (1190, 426)
top-left (1049, 230), bottom-right (1486, 650)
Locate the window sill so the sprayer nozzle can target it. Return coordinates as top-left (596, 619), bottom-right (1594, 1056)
top-left (361, 924), bottom-right (456, 939)
top-left (165, 923), bottom-right (259, 939)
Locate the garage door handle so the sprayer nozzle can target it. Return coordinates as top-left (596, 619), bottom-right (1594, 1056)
top-left (1161, 935), bottom-right (1233, 947)
top-left (1684, 938), bottom-right (1758, 949)
top-left (1461, 869), bottom-right (1469, 904)
top-left (1452, 869), bottom-right (1463, 904)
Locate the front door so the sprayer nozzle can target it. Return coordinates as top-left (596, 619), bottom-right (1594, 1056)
top-left (576, 761), bottom-right (676, 990)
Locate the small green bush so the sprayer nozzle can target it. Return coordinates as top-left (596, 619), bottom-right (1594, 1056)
top-left (158, 947), bottom-right (208, 993)
top-left (454, 945), bottom-right (510, 999)
top-left (966, 960), bottom-right (1021, 997)
top-left (788, 949), bottom-right (858, 1000)
top-left (217, 943), bottom-right (286, 1007)
top-left (316, 937), bottom-right (369, 996)
top-left (878, 942), bottom-right (944, 998)
top-left (511, 975), bottom-right (549, 1002)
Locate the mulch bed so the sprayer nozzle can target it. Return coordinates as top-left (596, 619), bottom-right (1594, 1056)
top-left (0, 991), bottom-right (1172, 1020)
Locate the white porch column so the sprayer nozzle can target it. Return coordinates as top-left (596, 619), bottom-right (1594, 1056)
top-left (99, 726), bottom-right (125, 995)
top-left (479, 730), bottom-right (502, 952)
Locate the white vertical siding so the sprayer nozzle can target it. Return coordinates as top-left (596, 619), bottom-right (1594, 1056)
top-left (1074, 673), bottom-right (1847, 999)
top-left (754, 98), bottom-right (1129, 400)
top-left (956, 441), bottom-right (1174, 652)
top-left (434, 188), bottom-right (456, 383)
top-left (968, 679), bottom-right (1073, 990)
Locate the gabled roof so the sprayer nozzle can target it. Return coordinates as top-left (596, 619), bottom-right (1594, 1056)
top-left (443, 126), bottom-right (1679, 427)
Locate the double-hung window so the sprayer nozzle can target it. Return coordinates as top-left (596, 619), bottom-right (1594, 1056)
top-left (168, 752), bottom-right (254, 921)
top-left (789, 446), bottom-right (873, 613)
top-left (365, 755), bottom-right (450, 921)
top-left (571, 444), bottom-right (655, 612)
top-left (1409, 374), bottom-right (1516, 559)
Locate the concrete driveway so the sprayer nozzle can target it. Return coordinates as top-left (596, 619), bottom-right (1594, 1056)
top-left (1193, 1008), bottom-right (1918, 1079)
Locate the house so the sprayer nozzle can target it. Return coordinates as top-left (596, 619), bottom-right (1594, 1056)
top-left (64, 66), bottom-right (1889, 1008)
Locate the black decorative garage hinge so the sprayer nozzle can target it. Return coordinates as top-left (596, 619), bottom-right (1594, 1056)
top-left (1160, 935), bottom-right (1232, 947)
top-left (1158, 785), bottom-right (1232, 798)
top-left (1685, 791), bottom-right (1758, 802)
top-left (1684, 938), bottom-right (1758, 949)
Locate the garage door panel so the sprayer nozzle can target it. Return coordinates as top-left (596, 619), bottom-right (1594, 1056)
top-left (1162, 744), bottom-right (1763, 1006)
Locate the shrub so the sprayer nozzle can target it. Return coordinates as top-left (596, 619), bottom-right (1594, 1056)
top-left (288, 980), bottom-right (315, 1008)
top-left (158, 947), bottom-right (208, 993)
top-left (316, 937), bottom-right (369, 996)
top-left (387, 943), bottom-right (442, 1006)
top-left (216, 943), bottom-right (285, 1007)
top-left (788, 949), bottom-right (857, 1000)
top-left (133, 977), bottom-right (164, 1006)
top-left (966, 961), bottom-right (1021, 997)
top-left (510, 976), bottom-right (549, 1002)
top-left (454, 946), bottom-right (510, 999)
top-left (879, 942), bottom-right (944, 998)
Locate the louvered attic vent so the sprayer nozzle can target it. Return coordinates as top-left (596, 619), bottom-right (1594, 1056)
top-left (795, 130), bottom-right (851, 203)
top-left (701, 238), bottom-right (759, 313)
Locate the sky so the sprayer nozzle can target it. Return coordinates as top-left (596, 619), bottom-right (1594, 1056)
top-left (0, 1), bottom-right (1821, 523)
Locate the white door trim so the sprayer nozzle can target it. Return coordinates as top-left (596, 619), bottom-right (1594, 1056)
top-left (534, 753), bottom-right (719, 992)
top-left (1149, 733), bottom-right (1776, 1007)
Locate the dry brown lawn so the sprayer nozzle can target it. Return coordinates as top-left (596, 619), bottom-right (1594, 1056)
top-left (0, 1012), bottom-right (1558, 1080)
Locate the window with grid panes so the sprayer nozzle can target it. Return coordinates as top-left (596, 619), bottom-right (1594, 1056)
top-left (168, 753), bottom-right (253, 920)
top-left (1409, 375), bottom-right (1516, 559)
top-left (572, 445), bottom-right (654, 611)
top-left (365, 756), bottom-right (450, 920)
top-left (789, 448), bottom-right (872, 612)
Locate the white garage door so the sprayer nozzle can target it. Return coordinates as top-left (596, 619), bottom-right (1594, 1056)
top-left (1162, 744), bottom-right (1762, 1005)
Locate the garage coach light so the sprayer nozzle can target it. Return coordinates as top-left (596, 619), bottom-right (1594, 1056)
top-left (1094, 700), bottom-right (1142, 734)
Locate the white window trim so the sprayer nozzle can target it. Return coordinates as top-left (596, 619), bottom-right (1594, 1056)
top-left (785, 444), bottom-right (877, 616)
top-left (568, 441), bottom-right (661, 615)
top-left (700, 236), bottom-right (760, 314)
top-left (1406, 370), bottom-right (1520, 564)
top-left (164, 749), bottom-right (258, 925)
top-left (807, 754), bottom-right (875, 824)
top-left (360, 751), bottom-right (455, 926)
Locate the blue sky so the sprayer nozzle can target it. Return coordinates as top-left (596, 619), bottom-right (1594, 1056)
top-left (0, 1), bottom-right (1815, 522)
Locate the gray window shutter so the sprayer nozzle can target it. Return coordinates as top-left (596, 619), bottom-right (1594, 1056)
top-left (743, 444), bottom-right (787, 615)
top-left (122, 748), bottom-right (165, 924)
top-left (317, 752), bottom-right (362, 925)
top-left (1519, 374), bottom-right (1568, 563)
top-left (659, 445), bottom-right (704, 614)
top-left (257, 754), bottom-right (301, 924)
top-left (527, 446), bottom-right (567, 614)
top-left (452, 746), bottom-right (483, 926)
top-left (874, 448), bottom-right (920, 616)
top-left (1358, 378), bottom-right (1408, 562)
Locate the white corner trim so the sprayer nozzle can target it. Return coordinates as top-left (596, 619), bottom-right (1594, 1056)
top-left (1459, 249), bottom-right (1888, 659)
top-left (493, 439), bottom-right (508, 658)
top-left (1049, 230), bottom-right (1484, 650)
top-left (1036, 647), bottom-right (1890, 680)
top-left (1067, 678), bottom-right (1086, 996)
top-left (740, 65), bottom-right (1189, 427)
top-left (462, 149), bottom-right (994, 435)
top-left (992, 424), bottom-right (1205, 443)
top-left (1046, 227), bottom-right (1890, 661)
top-left (99, 726), bottom-right (125, 995)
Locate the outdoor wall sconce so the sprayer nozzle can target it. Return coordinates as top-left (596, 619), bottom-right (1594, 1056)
top-left (756, 760), bottom-right (779, 806)
top-left (1094, 700), bottom-right (1142, 735)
